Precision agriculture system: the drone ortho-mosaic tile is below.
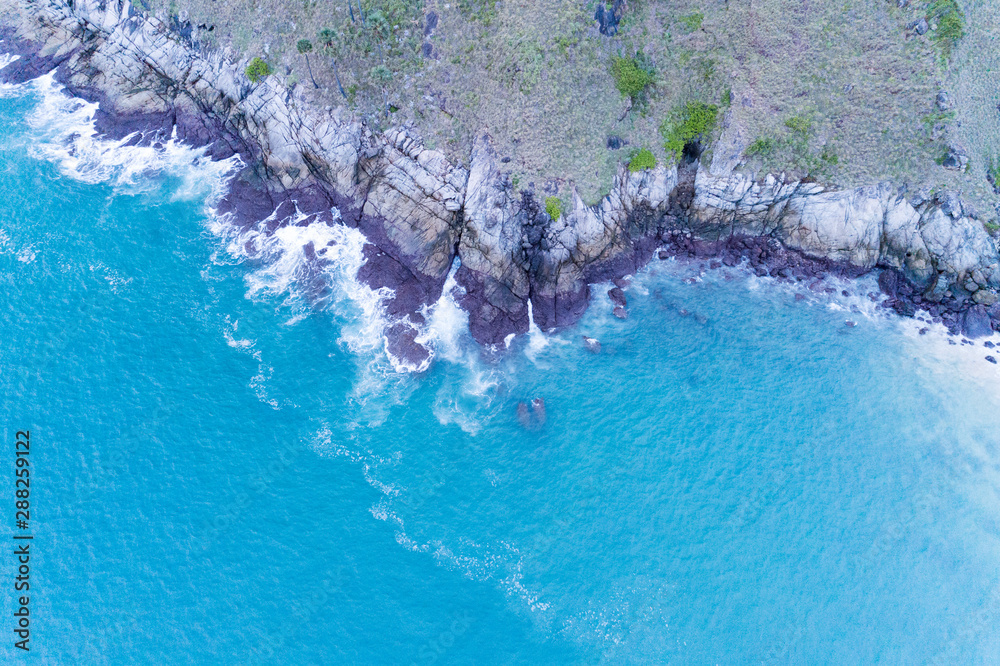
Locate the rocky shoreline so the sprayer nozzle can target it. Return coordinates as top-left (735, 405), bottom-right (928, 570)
top-left (3, 0), bottom-right (999, 370)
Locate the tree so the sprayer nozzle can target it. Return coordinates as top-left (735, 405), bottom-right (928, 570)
top-left (297, 39), bottom-right (319, 88)
top-left (318, 28), bottom-right (347, 99)
top-left (370, 64), bottom-right (393, 117)
top-left (366, 10), bottom-right (389, 60)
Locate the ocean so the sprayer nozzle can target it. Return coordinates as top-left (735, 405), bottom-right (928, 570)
top-left (1, 72), bottom-right (999, 664)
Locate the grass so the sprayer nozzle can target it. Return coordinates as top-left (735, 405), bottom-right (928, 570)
top-left (679, 12), bottom-right (704, 32)
top-left (660, 101), bottom-right (719, 161)
top-left (746, 137), bottom-right (776, 158)
top-left (784, 115), bottom-right (811, 135)
top-left (144, 0), bottom-right (1000, 212)
top-left (628, 148), bottom-right (657, 172)
top-left (927, 0), bottom-right (964, 60)
top-left (545, 196), bottom-right (562, 220)
top-left (458, 0), bottom-right (498, 24)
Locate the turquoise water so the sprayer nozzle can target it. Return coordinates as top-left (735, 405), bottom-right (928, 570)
top-left (1, 76), bottom-right (999, 664)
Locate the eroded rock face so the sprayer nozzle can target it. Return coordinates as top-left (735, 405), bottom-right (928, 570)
top-left (692, 169), bottom-right (999, 301)
top-left (2, 0), bottom-right (998, 369)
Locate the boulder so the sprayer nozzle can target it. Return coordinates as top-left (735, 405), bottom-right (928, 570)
top-left (961, 305), bottom-right (993, 338)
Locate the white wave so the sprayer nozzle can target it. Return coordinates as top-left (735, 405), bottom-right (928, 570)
top-left (17, 73), bottom-right (238, 198)
top-left (0, 54), bottom-right (22, 97)
top-left (219, 314), bottom-right (281, 409)
top-left (0, 228), bottom-right (38, 264)
top-left (208, 205), bottom-right (407, 381)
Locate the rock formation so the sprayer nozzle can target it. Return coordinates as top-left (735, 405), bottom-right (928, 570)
top-left (2, 0), bottom-right (998, 368)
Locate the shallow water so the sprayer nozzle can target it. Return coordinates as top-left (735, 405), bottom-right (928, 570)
top-left (1, 76), bottom-right (999, 664)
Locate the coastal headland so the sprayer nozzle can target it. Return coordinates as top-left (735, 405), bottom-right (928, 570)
top-left (3, 0), bottom-right (999, 369)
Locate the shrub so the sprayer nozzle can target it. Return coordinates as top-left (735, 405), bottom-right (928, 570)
top-left (370, 64), bottom-right (393, 84)
top-left (245, 57), bottom-right (273, 83)
top-left (784, 115), bottom-right (811, 135)
top-left (660, 101), bottom-right (719, 161)
top-left (545, 196), bottom-right (562, 220)
top-left (628, 148), bottom-right (657, 172)
top-left (611, 53), bottom-right (655, 100)
top-left (746, 137), bottom-right (776, 158)
top-left (296, 39), bottom-right (313, 54)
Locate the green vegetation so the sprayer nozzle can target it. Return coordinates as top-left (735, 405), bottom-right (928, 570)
top-left (153, 0), bottom-right (999, 211)
top-left (458, 0), bottom-right (498, 24)
top-left (988, 157), bottom-right (1000, 193)
top-left (985, 221), bottom-right (1000, 234)
top-left (660, 101), bottom-right (719, 161)
top-left (610, 53), bottom-right (655, 101)
top-left (784, 115), bottom-right (811, 135)
top-left (679, 12), bottom-right (704, 32)
top-left (927, 0), bottom-right (964, 60)
top-left (628, 148), bottom-right (658, 172)
top-left (820, 144), bottom-right (839, 166)
top-left (746, 137), bottom-right (776, 158)
top-left (245, 57), bottom-right (273, 83)
top-left (318, 28), bottom-right (337, 51)
top-left (297, 39), bottom-right (319, 88)
top-left (370, 64), bottom-right (393, 84)
top-left (545, 196), bottom-right (562, 220)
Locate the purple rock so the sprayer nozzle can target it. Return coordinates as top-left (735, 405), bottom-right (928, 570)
top-left (532, 398), bottom-right (546, 425)
top-left (878, 269), bottom-right (900, 297)
top-left (608, 287), bottom-right (627, 307)
top-left (517, 402), bottom-right (531, 427)
top-left (962, 305), bottom-right (993, 338)
top-left (613, 306), bottom-right (628, 320)
top-left (582, 336), bottom-right (601, 353)
top-left (987, 356), bottom-right (997, 364)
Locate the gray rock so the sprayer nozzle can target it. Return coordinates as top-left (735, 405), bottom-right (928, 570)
top-left (942, 146), bottom-right (969, 171)
top-left (11, 0), bottom-right (1000, 368)
top-left (936, 91), bottom-right (954, 111)
top-left (973, 290), bottom-right (998, 305)
top-left (913, 18), bottom-right (929, 35)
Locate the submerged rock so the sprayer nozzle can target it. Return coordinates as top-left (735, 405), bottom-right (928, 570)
top-left (582, 336), bottom-right (602, 353)
top-left (532, 398), bottom-right (546, 426)
top-left (516, 402), bottom-right (531, 428)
